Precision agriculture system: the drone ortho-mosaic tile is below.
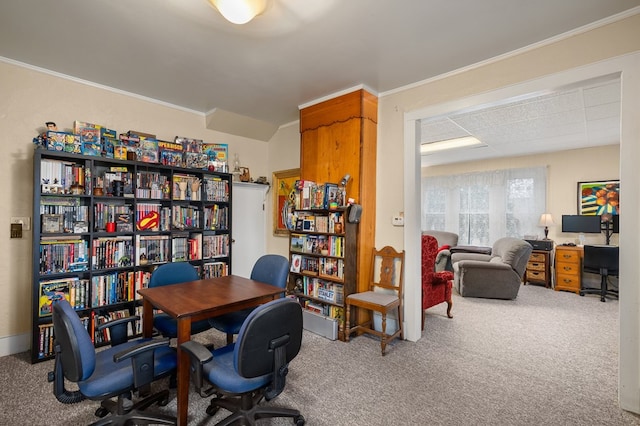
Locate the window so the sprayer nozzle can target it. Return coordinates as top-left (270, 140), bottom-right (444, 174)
top-left (422, 167), bottom-right (546, 245)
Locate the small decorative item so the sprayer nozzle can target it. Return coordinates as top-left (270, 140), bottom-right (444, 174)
top-left (42, 214), bottom-right (64, 234)
top-left (105, 222), bottom-right (116, 233)
top-left (190, 178), bottom-right (201, 200)
top-left (178, 181), bottom-right (188, 200)
top-left (70, 184), bottom-right (84, 195)
top-left (93, 187), bottom-right (104, 196)
top-left (239, 167), bottom-right (251, 182)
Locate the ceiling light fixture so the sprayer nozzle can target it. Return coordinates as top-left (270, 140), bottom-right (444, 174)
top-left (420, 136), bottom-right (484, 155)
top-left (208, 0), bottom-right (267, 25)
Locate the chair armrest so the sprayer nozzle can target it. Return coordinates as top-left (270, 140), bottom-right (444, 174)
top-left (451, 252), bottom-right (492, 264)
top-left (97, 315), bottom-right (140, 346)
top-left (435, 250), bottom-right (451, 272)
top-left (113, 337), bottom-right (171, 363)
top-left (454, 259), bottom-right (512, 271)
top-left (180, 340), bottom-right (216, 397)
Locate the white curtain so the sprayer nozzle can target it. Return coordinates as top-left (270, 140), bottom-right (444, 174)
top-left (422, 167), bottom-right (547, 245)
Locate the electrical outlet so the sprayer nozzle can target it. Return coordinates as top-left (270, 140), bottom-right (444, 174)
top-left (392, 216), bottom-right (404, 226)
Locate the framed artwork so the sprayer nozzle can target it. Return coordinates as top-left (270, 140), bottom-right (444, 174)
top-left (273, 168), bottom-right (300, 236)
top-left (577, 180), bottom-right (619, 215)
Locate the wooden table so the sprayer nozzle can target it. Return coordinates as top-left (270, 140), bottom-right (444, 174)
top-left (138, 275), bottom-right (285, 426)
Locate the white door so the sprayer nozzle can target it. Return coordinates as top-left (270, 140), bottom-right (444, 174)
top-left (231, 182), bottom-right (268, 277)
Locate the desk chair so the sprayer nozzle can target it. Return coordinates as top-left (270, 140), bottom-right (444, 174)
top-left (181, 298), bottom-right (305, 425)
top-left (149, 262), bottom-right (213, 337)
top-left (581, 244), bottom-right (619, 302)
top-left (345, 246), bottom-right (405, 355)
top-left (49, 299), bottom-right (176, 425)
top-left (209, 254), bottom-right (289, 344)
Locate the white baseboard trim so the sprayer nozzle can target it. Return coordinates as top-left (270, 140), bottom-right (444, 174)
top-left (0, 333), bottom-right (31, 358)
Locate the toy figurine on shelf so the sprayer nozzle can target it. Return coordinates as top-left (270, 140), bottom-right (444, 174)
top-left (33, 121), bottom-right (58, 149)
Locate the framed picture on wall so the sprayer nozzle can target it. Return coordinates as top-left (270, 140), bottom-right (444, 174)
top-left (273, 168), bottom-right (300, 236)
top-left (577, 179), bottom-right (619, 215)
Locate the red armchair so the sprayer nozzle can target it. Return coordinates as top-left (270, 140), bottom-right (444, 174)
top-left (422, 234), bottom-right (454, 329)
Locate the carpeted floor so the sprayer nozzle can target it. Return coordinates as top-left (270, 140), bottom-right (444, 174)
top-left (1, 284), bottom-right (638, 425)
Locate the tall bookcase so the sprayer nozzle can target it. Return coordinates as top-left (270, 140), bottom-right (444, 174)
top-left (31, 149), bottom-right (232, 363)
top-left (288, 208), bottom-right (358, 341)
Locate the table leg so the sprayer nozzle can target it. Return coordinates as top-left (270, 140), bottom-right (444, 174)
top-left (176, 317), bottom-right (192, 426)
top-left (142, 299), bottom-right (153, 338)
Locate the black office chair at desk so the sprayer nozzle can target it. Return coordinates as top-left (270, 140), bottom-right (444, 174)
top-left (581, 244), bottom-right (619, 302)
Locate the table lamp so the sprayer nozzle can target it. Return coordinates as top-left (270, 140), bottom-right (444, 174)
top-left (538, 213), bottom-right (555, 240)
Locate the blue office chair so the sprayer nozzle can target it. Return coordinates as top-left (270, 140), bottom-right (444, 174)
top-left (209, 254), bottom-right (289, 343)
top-left (149, 262), bottom-right (213, 337)
top-left (48, 299), bottom-right (176, 425)
top-left (182, 297), bottom-right (305, 425)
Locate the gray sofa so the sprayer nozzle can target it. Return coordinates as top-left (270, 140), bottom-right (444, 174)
top-left (422, 230), bottom-right (458, 272)
top-left (452, 237), bottom-right (533, 300)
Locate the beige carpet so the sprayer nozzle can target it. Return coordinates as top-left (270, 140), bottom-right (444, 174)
top-left (1, 284), bottom-right (638, 425)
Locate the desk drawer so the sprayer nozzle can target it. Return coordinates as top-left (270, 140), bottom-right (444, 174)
top-left (555, 273), bottom-right (580, 293)
top-left (527, 261), bottom-right (546, 272)
top-left (526, 270), bottom-right (546, 281)
top-left (529, 253), bottom-right (546, 263)
top-left (557, 250), bottom-right (580, 264)
top-left (556, 262), bottom-right (580, 276)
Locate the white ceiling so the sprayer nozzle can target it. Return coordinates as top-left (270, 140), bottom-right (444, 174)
top-left (419, 75), bottom-right (622, 166)
top-left (0, 0), bottom-right (638, 152)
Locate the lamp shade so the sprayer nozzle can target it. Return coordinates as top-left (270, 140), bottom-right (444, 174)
top-left (538, 213), bottom-right (555, 227)
top-left (538, 213), bottom-right (554, 239)
top-left (209, 0), bottom-right (267, 24)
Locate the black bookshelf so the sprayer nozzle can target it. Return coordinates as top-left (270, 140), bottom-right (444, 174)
top-left (31, 149), bottom-right (233, 363)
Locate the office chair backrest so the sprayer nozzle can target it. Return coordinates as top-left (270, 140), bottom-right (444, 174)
top-left (52, 299), bottom-right (96, 382)
top-left (149, 262), bottom-right (199, 287)
top-left (584, 245), bottom-right (619, 272)
top-left (235, 298), bottom-right (302, 385)
top-left (250, 254), bottom-right (289, 289)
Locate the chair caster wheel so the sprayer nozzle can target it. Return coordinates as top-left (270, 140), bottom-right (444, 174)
top-left (206, 404), bottom-right (220, 416)
top-left (95, 407), bottom-right (109, 418)
top-left (579, 292), bottom-right (584, 296)
top-left (158, 397), bottom-right (169, 407)
top-left (294, 414), bottom-right (305, 425)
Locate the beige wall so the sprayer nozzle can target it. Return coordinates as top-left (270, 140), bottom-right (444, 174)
top-left (0, 61), bottom-right (299, 351)
top-left (423, 144), bottom-right (621, 246)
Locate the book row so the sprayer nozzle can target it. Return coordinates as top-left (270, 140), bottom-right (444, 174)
top-left (38, 270), bottom-right (151, 317)
top-left (291, 255), bottom-right (345, 281)
top-left (40, 159), bottom-right (231, 202)
top-left (39, 232), bottom-right (230, 273)
top-left (292, 276), bottom-right (344, 305)
top-left (290, 233), bottom-right (345, 257)
top-left (37, 306), bottom-right (143, 360)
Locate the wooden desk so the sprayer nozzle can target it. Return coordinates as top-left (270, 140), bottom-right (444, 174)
top-left (138, 275), bottom-right (285, 426)
top-left (555, 245), bottom-right (583, 293)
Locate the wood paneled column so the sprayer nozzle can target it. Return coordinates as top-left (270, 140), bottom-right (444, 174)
top-left (299, 89), bottom-right (377, 302)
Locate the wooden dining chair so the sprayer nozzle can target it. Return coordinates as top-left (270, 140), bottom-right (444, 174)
top-left (345, 246), bottom-right (405, 355)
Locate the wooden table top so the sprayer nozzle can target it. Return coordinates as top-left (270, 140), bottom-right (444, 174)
top-left (137, 274), bottom-right (285, 320)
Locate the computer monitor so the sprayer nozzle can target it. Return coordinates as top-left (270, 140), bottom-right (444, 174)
top-left (561, 215), bottom-right (601, 233)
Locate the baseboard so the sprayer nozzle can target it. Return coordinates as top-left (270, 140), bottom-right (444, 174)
top-left (0, 333), bottom-right (30, 357)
